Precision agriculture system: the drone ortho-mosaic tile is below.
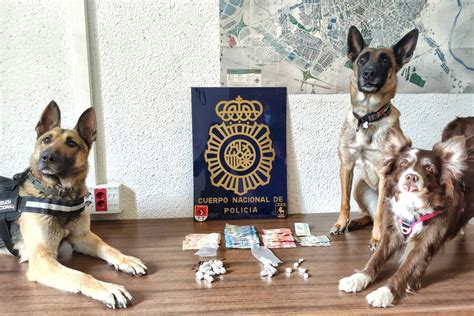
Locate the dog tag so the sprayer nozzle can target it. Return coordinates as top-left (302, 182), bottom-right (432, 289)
top-left (362, 121), bottom-right (369, 129)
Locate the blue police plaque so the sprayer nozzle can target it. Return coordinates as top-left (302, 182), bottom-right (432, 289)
top-left (192, 87), bottom-right (287, 221)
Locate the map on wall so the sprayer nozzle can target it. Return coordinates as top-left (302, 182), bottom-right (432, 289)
top-left (220, 0), bottom-right (474, 94)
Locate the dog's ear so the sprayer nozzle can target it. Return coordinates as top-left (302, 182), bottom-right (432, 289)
top-left (383, 129), bottom-right (412, 176)
top-left (392, 29), bottom-right (419, 68)
top-left (347, 26), bottom-right (366, 62)
top-left (74, 108), bottom-right (97, 147)
top-left (36, 100), bottom-right (61, 137)
top-left (433, 136), bottom-right (467, 186)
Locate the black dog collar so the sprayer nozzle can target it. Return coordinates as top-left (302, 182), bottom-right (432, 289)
top-left (26, 170), bottom-right (79, 199)
top-left (353, 102), bottom-right (392, 132)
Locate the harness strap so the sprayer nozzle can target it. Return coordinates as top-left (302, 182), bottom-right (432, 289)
top-left (400, 210), bottom-right (443, 239)
top-left (353, 102), bottom-right (392, 132)
top-left (19, 196), bottom-right (86, 218)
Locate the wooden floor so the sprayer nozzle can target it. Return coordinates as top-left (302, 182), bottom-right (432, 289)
top-left (0, 214), bottom-right (473, 315)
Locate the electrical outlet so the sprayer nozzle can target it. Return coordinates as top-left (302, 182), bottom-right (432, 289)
top-left (87, 184), bottom-right (122, 214)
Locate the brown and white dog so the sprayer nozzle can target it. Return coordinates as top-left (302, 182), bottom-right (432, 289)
top-left (330, 26), bottom-right (419, 249)
top-left (1, 101), bottom-right (147, 308)
top-left (338, 117), bottom-right (473, 307)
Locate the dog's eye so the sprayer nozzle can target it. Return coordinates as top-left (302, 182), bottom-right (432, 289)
top-left (359, 53), bottom-right (369, 64)
top-left (400, 159), bottom-right (409, 168)
top-left (425, 164), bottom-right (435, 173)
top-left (66, 140), bottom-right (78, 148)
top-left (380, 55), bottom-right (390, 64)
top-left (43, 136), bottom-right (52, 144)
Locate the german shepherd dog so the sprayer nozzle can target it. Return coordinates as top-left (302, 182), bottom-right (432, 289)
top-left (330, 26), bottom-right (419, 249)
top-left (1, 101), bottom-right (147, 308)
top-left (338, 117), bottom-right (473, 307)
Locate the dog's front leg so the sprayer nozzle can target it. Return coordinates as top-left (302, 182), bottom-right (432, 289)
top-left (370, 176), bottom-right (386, 250)
top-left (69, 230), bottom-right (147, 276)
top-left (331, 161), bottom-right (355, 234)
top-left (339, 226), bottom-right (400, 293)
top-left (27, 246), bottom-right (133, 308)
top-left (366, 237), bottom-right (439, 308)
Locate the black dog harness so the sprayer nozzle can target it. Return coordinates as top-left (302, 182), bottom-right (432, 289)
top-left (353, 102), bottom-right (392, 132)
top-left (0, 171), bottom-right (87, 256)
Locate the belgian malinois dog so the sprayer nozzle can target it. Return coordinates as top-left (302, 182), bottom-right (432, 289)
top-left (330, 26), bottom-right (419, 250)
top-left (1, 101), bottom-right (147, 308)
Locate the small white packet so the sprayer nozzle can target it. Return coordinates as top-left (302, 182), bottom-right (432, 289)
top-left (194, 246), bottom-right (218, 257)
top-left (251, 245), bottom-right (283, 266)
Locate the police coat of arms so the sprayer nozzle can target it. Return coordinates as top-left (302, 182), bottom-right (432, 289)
top-left (192, 87), bottom-right (287, 221)
top-left (205, 96), bottom-right (275, 195)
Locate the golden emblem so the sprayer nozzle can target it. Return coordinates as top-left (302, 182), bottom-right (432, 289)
top-left (205, 96), bottom-right (275, 195)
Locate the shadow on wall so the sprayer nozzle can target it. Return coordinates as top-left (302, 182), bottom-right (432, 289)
top-left (87, 2), bottom-right (108, 185)
top-left (120, 185), bottom-right (139, 219)
top-left (287, 96), bottom-right (304, 214)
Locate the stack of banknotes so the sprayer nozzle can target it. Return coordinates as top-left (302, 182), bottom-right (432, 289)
top-left (295, 235), bottom-right (331, 247)
top-left (261, 228), bottom-right (296, 248)
top-left (224, 223), bottom-right (260, 249)
top-left (182, 233), bottom-right (221, 250)
top-left (294, 223), bottom-right (331, 247)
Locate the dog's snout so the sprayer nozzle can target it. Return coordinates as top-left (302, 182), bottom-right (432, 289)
top-left (362, 67), bottom-right (376, 80)
top-left (41, 151), bottom-right (57, 163)
top-left (405, 173), bottom-right (419, 183)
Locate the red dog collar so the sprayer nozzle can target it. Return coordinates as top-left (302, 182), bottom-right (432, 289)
top-left (400, 210), bottom-right (443, 239)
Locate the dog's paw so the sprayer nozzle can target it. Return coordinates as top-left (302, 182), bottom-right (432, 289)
top-left (330, 224), bottom-right (346, 235)
top-left (366, 286), bottom-right (394, 308)
top-left (330, 218), bottom-right (350, 235)
top-left (84, 281), bottom-right (133, 309)
top-left (339, 272), bottom-right (372, 293)
top-left (369, 235), bottom-right (380, 251)
top-left (369, 227), bottom-right (381, 251)
top-left (405, 281), bottom-right (420, 294)
top-left (113, 255), bottom-right (148, 276)
top-left (368, 241), bottom-right (377, 251)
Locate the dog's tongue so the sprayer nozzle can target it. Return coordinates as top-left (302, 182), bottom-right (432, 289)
top-left (403, 184), bottom-right (419, 193)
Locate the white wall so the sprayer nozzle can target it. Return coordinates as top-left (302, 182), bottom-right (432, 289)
top-left (1, 0), bottom-right (472, 219)
top-left (1, 1), bottom-right (77, 167)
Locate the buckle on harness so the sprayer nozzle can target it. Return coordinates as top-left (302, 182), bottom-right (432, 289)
top-left (400, 220), bottom-right (412, 237)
